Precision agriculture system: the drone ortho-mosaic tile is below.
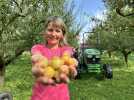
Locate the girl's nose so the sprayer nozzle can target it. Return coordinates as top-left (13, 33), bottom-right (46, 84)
top-left (51, 31), bottom-right (57, 35)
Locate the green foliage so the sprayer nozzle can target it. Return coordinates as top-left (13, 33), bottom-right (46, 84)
top-left (103, 0), bottom-right (134, 17)
top-left (88, 12), bottom-right (134, 50)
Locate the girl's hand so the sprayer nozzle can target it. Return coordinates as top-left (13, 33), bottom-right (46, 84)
top-left (36, 77), bottom-right (55, 85)
top-left (32, 65), bottom-right (44, 77)
top-left (31, 53), bottom-right (43, 64)
top-left (71, 69), bottom-right (77, 78)
top-left (70, 66), bottom-right (77, 78)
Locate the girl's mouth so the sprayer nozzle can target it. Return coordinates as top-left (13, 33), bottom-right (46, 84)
top-left (47, 36), bottom-right (59, 40)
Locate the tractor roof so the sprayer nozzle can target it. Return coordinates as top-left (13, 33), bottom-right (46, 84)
top-left (84, 48), bottom-right (101, 55)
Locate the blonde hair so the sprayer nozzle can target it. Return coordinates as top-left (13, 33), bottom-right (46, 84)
top-left (43, 16), bottom-right (68, 46)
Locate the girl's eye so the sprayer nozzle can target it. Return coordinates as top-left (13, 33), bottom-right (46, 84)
top-left (56, 29), bottom-right (61, 33)
top-left (48, 29), bottom-right (53, 32)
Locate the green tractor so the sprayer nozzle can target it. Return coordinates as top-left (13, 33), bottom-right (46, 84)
top-left (75, 47), bottom-right (113, 79)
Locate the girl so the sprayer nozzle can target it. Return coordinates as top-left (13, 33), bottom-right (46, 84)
top-left (31, 16), bottom-right (77, 100)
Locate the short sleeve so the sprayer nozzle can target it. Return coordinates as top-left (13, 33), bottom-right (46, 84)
top-left (61, 46), bottom-right (73, 56)
top-left (31, 44), bottom-right (44, 55)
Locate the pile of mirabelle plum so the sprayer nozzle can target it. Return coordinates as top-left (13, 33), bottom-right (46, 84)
top-left (31, 51), bottom-right (78, 84)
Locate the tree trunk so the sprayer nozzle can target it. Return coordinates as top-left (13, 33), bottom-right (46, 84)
top-left (0, 67), bottom-right (5, 85)
top-left (0, 48), bottom-right (24, 85)
top-left (0, 57), bottom-right (5, 85)
top-left (5, 47), bottom-right (25, 66)
top-left (121, 50), bottom-right (131, 67)
top-left (107, 50), bottom-right (112, 58)
top-left (124, 53), bottom-right (128, 66)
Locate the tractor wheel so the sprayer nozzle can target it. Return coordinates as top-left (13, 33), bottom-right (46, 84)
top-left (103, 64), bottom-right (113, 79)
top-left (0, 92), bottom-right (12, 100)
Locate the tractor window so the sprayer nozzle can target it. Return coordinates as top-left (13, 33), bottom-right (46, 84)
top-left (86, 57), bottom-right (100, 64)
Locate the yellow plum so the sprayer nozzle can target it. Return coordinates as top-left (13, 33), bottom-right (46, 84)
top-left (43, 66), bottom-right (55, 78)
top-left (68, 58), bottom-right (78, 66)
top-left (50, 56), bottom-right (64, 70)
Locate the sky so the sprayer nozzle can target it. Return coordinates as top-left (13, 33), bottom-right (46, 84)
top-left (74, 0), bottom-right (105, 16)
top-left (71, 0), bottom-right (106, 42)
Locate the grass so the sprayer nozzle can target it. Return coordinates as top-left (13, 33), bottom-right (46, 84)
top-left (70, 70), bottom-right (134, 100)
top-left (0, 52), bottom-right (134, 100)
top-left (0, 53), bottom-right (33, 100)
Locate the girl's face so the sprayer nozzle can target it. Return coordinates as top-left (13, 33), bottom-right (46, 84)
top-left (44, 22), bottom-right (63, 46)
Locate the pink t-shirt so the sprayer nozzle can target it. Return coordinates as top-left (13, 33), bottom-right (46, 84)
top-left (31, 44), bottom-right (73, 100)
top-left (31, 44), bottom-right (73, 60)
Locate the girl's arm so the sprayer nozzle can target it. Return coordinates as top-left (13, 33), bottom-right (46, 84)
top-left (31, 53), bottom-right (44, 77)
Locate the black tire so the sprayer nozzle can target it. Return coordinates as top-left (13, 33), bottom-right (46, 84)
top-left (0, 92), bottom-right (12, 100)
top-left (103, 64), bottom-right (113, 79)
